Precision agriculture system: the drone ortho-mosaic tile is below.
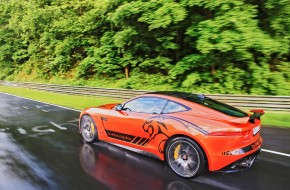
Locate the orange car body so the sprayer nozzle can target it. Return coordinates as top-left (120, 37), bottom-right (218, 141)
top-left (79, 92), bottom-right (263, 172)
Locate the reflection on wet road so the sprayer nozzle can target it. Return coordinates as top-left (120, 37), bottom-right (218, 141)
top-left (0, 92), bottom-right (289, 189)
top-left (79, 142), bottom-right (201, 190)
top-left (0, 132), bottom-right (57, 189)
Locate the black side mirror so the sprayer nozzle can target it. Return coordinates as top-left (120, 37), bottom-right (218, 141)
top-left (114, 104), bottom-right (123, 111)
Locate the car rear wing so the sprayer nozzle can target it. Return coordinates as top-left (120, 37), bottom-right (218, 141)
top-left (229, 109), bottom-right (264, 124)
top-left (249, 109), bottom-right (264, 124)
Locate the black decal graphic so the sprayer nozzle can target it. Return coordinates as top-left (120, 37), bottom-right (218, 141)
top-left (142, 115), bottom-right (208, 154)
top-left (105, 130), bottom-right (135, 142)
top-left (106, 131), bottom-right (151, 146)
top-left (138, 138), bottom-right (148, 145)
top-left (159, 115), bottom-right (208, 135)
top-left (143, 120), bottom-right (169, 140)
top-left (140, 138), bottom-right (150, 146)
top-left (142, 120), bottom-right (169, 154)
top-left (158, 139), bottom-right (167, 154)
top-left (132, 137), bottom-right (142, 144)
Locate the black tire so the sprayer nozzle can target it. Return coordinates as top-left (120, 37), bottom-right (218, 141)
top-left (80, 115), bottom-right (98, 143)
top-left (165, 137), bottom-right (206, 178)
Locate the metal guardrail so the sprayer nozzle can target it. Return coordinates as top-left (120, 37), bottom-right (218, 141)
top-left (1, 81), bottom-right (290, 111)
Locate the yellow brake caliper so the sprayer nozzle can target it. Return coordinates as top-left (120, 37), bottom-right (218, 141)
top-left (174, 144), bottom-right (181, 160)
top-left (90, 121), bottom-right (94, 134)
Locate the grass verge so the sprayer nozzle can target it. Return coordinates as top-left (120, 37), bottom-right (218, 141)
top-left (0, 85), bottom-right (123, 110)
top-left (0, 85), bottom-right (289, 128)
top-left (261, 111), bottom-right (290, 128)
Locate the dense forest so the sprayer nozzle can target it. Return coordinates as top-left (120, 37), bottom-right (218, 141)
top-left (0, 0), bottom-right (289, 95)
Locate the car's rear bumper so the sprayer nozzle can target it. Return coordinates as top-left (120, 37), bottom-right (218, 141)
top-left (207, 136), bottom-right (263, 171)
top-left (215, 148), bottom-right (261, 173)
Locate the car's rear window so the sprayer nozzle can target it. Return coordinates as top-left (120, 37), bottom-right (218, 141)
top-left (147, 92), bottom-right (249, 117)
top-left (183, 95), bottom-right (248, 118)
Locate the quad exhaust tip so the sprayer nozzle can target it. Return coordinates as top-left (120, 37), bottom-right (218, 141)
top-left (216, 149), bottom-right (261, 173)
top-left (233, 155), bottom-right (257, 169)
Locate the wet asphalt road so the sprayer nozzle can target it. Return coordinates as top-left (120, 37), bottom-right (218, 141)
top-left (0, 92), bottom-right (289, 190)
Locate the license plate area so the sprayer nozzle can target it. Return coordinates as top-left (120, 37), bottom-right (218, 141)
top-left (253, 125), bottom-right (261, 136)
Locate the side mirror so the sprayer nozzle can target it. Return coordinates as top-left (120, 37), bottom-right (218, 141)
top-left (114, 104), bottom-right (123, 111)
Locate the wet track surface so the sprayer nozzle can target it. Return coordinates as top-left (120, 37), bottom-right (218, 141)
top-left (0, 92), bottom-right (289, 190)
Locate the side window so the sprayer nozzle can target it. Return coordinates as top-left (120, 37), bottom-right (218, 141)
top-left (123, 97), bottom-right (166, 114)
top-left (162, 101), bottom-right (188, 114)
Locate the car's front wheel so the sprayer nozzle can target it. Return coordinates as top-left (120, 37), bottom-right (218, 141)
top-left (165, 137), bottom-right (206, 178)
top-left (80, 115), bottom-right (98, 143)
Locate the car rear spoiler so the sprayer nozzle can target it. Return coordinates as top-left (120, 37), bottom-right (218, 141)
top-left (249, 109), bottom-right (264, 124)
top-left (229, 109), bottom-right (264, 124)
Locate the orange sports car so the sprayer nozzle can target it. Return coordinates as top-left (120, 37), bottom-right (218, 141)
top-left (79, 91), bottom-right (263, 178)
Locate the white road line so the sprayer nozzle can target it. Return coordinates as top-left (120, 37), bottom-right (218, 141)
top-left (1, 91), bottom-right (290, 158)
top-left (66, 118), bottom-right (79, 123)
top-left (261, 149), bottom-right (290, 157)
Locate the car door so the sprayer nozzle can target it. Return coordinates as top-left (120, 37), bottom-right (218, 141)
top-left (104, 97), bottom-right (167, 147)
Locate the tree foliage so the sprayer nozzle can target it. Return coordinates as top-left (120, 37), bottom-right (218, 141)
top-left (0, 0), bottom-right (289, 95)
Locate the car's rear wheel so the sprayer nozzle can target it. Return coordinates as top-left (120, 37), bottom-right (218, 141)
top-left (165, 137), bottom-right (206, 178)
top-left (80, 115), bottom-right (98, 143)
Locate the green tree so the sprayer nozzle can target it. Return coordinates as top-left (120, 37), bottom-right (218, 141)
top-left (0, 0), bottom-right (289, 95)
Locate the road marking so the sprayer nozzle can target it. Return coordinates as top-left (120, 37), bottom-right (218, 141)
top-left (35, 105), bottom-right (49, 108)
top-left (67, 118), bottom-right (79, 123)
top-left (17, 128), bottom-right (27, 135)
top-left (261, 149), bottom-right (290, 157)
top-left (1, 92), bottom-right (290, 158)
top-left (32, 125), bottom-right (55, 133)
top-left (50, 121), bottom-right (67, 130)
